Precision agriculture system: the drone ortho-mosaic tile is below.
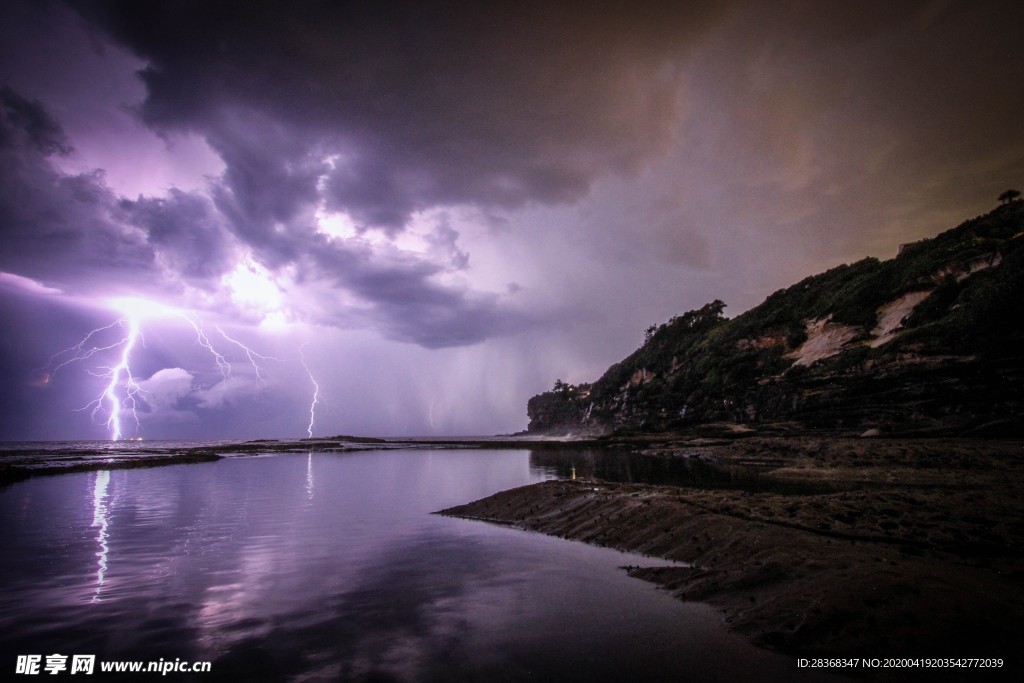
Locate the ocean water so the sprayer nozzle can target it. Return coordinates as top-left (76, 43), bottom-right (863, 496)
top-left (0, 445), bottom-right (838, 682)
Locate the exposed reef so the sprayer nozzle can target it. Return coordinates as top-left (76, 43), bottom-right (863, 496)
top-left (0, 446), bottom-right (221, 484)
top-left (439, 437), bottom-right (1024, 669)
top-left (0, 434), bottom-right (615, 485)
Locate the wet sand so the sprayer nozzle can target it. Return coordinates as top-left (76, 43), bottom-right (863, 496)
top-left (440, 438), bottom-right (1024, 669)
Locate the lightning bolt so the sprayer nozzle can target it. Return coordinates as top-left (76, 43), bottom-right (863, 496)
top-left (217, 326), bottom-right (279, 387)
top-left (46, 299), bottom-right (295, 440)
top-left (300, 345), bottom-right (319, 438)
top-left (45, 315), bottom-right (145, 440)
top-left (45, 319), bottom-right (128, 374)
top-left (95, 315), bottom-right (142, 441)
top-left (178, 314), bottom-right (231, 379)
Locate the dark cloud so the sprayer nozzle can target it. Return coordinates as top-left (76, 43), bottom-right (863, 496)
top-left (204, 110), bottom-right (328, 260)
top-left (0, 86), bottom-right (154, 289)
top-left (305, 237), bottom-right (535, 348)
top-left (48, 0), bottom-right (728, 347)
top-left (680, 0), bottom-right (1024, 258)
top-left (122, 189), bottom-right (234, 282)
top-left (0, 82), bottom-right (534, 348)
top-left (0, 84), bottom-right (71, 155)
top-left (425, 217), bottom-right (469, 270)
top-left (66, 0), bottom-right (726, 231)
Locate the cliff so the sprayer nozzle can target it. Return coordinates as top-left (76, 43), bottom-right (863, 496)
top-left (528, 202), bottom-right (1024, 436)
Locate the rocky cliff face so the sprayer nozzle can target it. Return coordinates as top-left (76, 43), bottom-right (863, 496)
top-left (528, 202), bottom-right (1024, 436)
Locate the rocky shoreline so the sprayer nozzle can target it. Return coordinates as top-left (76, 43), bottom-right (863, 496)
top-left (0, 434), bottom-right (614, 486)
top-left (439, 437), bottom-right (1024, 669)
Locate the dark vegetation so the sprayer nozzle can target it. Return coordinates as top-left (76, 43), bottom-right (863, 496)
top-left (528, 201), bottom-right (1024, 436)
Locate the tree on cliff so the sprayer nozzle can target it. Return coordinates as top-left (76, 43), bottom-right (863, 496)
top-left (645, 300), bottom-right (727, 344)
top-left (998, 189), bottom-right (1021, 204)
top-left (551, 379), bottom-right (590, 395)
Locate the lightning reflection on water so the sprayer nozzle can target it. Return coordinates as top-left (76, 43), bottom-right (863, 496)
top-left (91, 470), bottom-right (110, 603)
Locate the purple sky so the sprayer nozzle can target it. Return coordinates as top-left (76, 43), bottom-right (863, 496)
top-left (1, 0), bottom-right (1022, 440)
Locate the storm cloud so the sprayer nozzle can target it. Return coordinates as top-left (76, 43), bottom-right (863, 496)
top-left (0, 79), bottom-right (537, 346)
top-left (0, 86), bottom-right (155, 290)
top-left (68, 0), bottom-right (724, 229)
top-left (1, 0), bottom-right (1022, 438)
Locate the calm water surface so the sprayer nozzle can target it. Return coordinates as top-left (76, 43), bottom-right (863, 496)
top-left (0, 449), bottom-right (837, 682)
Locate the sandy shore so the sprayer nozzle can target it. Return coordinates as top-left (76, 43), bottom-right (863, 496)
top-left (440, 437), bottom-right (1024, 669)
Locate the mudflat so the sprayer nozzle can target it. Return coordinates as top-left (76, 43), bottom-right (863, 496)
top-left (440, 437), bottom-right (1024, 663)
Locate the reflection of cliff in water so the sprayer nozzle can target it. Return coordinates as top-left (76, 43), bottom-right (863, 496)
top-left (528, 449), bottom-right (843, 494)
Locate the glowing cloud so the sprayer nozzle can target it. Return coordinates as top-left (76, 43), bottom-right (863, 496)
top-left (315, 206), bottom-right (358, 240)
top-left (222, 257), bottom-right (287, 322)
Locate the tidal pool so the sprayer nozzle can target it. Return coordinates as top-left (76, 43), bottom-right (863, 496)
top-left (0, 448), bottom-right (839, 681)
